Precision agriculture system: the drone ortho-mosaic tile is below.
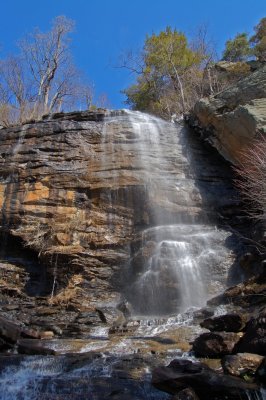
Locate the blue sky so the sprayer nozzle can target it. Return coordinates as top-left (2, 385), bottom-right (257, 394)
top-left (0, 0), bottom-right (265, 109)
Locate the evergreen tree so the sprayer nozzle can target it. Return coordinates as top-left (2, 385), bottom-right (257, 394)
top-left (222, 33), bottom-right (251, 62)
top-left (250, 17), bottom-right (266, 62)
top-left (123, 27), bottom-right (208, 117)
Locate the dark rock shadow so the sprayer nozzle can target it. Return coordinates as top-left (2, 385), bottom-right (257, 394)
top-left (180, 122), bottom-right (251, 286)
top-left (0, 234), bottom-right (54, 297)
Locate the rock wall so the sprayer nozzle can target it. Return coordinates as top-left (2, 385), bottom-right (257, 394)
top-left (191, 65), bottom-right (266, 164)
top-left (0, 110), bottom-right (244, 337)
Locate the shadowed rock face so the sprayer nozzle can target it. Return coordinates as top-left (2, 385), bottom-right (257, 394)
top-left (0, 110), bottom-right (245, 333)
top-left (192, 65), bottom-right (266, 164)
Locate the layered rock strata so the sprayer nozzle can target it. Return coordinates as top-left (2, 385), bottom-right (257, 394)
top-left (190, 65), bottom-right (266, 163)
top-left (0, 110), bottom-right (244, 339)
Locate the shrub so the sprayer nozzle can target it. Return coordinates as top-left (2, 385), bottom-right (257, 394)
top-left (234, 135), bottom-right (266, 223)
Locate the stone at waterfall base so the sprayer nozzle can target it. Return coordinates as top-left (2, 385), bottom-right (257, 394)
top-left (152, 359), bottom-right (259, 399)
top-left (222, 353), bottom-right (264, 380)
top-left (172, 388), bottom-right (200, 400)
top-left (200, 313), bottom-right (246, 332)
top-left (192, 331), bottom-right (242, 358)
top-left (235, 312), bottom-right (266, 355)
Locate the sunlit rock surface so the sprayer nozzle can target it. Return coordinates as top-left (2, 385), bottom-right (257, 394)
top-left (192, 65), bottom-right (266, 163)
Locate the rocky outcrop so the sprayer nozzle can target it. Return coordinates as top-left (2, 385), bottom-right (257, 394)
top-left (190, 65), bottom-right (266, 164)
top-left (208, 271), bottom-right (266, 309)
top-left (235, 312), bottom-right (266, 356)
top-left (200, 313), bottom-right (246, 332)
top-left (222, 353), bottom-right (264, 379)
top-left (192, 331), bottom-right (242, 358)
top-left (0, 109), bottom-right (244, 337)
top-left (152, 359), bottom-right (259, 399)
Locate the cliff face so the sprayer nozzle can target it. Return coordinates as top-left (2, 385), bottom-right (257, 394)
top-left (0, 110), bottom-right (244, 337)
top-left (192, 65), bottom-right (266, 163)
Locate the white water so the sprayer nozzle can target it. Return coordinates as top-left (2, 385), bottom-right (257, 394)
top-left (130, 224), bottom-right (231, 315)
top-left (114, 111), bottom-right (234, 316)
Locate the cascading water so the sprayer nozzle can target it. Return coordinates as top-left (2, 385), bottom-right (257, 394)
top-left (115, 110), bottom-right (233, 316)
top-left (128, 224), bottom-right (231, 315)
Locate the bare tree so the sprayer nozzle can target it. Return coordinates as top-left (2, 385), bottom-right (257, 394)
top-left (96, 92), bottom-right (110, 109)
top-left (0, 55), bottom-right (34, 123)
top-left (0, 15), bottom-right (93, 125)
top-left (234, 135), bottom-right (266, 223)
top-left (78, 81), bottom-right (95, 110)
top-left (189, 25), bottom-right (217, 96)
top-left (19, 15), bottom-right (77, 116)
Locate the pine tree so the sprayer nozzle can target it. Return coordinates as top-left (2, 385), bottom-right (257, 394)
top-left (222, 33), bottom-right (251, 62)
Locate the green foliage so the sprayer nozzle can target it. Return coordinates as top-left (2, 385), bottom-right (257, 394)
top-left (123, 27), bottom-right (208, 117)
top-left (222, 33), bottom-right (251, 62)
top-left (124, 78), bottom-right (156, 111)
top-left (144, 27), bottom-right (201, 77)
top-left (250, 17), bottom-right (266, 61)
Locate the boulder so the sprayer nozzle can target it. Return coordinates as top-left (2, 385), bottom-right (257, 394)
top-left (255, 357), bottom-right (266, 384)
top-left (96, 307), bottom-right (126, 328)
top-left (172, 388), bottom-right (200, 400)
top-left (192, 65), bottom-right (266, 164)
top-left (235, 313), bottom-right (266, 355)
top-left (117, 300), bottom-right (133, 319)
top-left (207, 271), bottom-right (266, 308)
top-left (0, 315), bottom-right (23, 343)
top-left (0, 315), bottom-right (40, 343)
top-left (152, 359), bottom-right (258, 399)
top-left (76, 311), bottom-right (102, 325)
top-left (222, 353), bottom-right (264, 379)
top-left (200, 313), bottom-right (246, 332)
top-left (192, 332), bottom-right (241, 358)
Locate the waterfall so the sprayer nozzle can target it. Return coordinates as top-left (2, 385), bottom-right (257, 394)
top-left (100, 110), bottom-right (233, 316)
top-left (127, 224), bottom-right (231, 315)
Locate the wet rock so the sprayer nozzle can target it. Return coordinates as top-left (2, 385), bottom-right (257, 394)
top-left (207, 271), bottom-right (266, 309)
top-left (17, 339), bottom-right (100, 355)
top-left (36, 307), bottom-right (60, 316)
top-left (47, 325), bottom-right (63, 335)
top-left (117, 300), bottom-right (133, 319)
top-left (0, 315), bottom-right (40, 343)
top-left (0, 337), bottom-right (10, 351)
top-left (238, 252), bottom-right (259, 277)
top-left (2, 304), bottom-right (20, 311)
top-left (193, 307), bottom-right (214, 320)
top-left (0, 317), bottom-right (21, 342)
top-left (235, 313), bottom-right (266, 355)
top-left (152, 359), bottom-right (258, 399)
top-left (172, 388), bottom-right (200, 400)
top-left (76, 311), bottom-right (102, 325)
top-left (255, 357), bottom-right (266, 384)
top-left (200, 313), bottom-right (246, 332)
top-left (192, 331), bottom-right (242, 357)
top-left (96, 307), bottom-right (126, 327)
top-left (222, 353), bottom-right (264, 380)
top-left (39, 331), bottom-right (55, 339)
